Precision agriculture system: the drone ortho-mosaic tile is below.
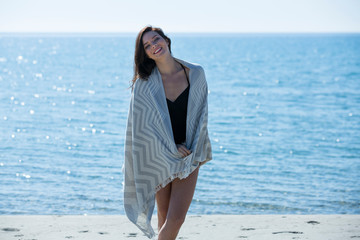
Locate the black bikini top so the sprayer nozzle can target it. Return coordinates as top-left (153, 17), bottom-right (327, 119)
top-left (166, 64), bottom-right (190, 144)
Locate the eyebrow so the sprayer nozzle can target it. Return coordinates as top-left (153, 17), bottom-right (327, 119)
top-left (143, 35), bottom-right (158, 45)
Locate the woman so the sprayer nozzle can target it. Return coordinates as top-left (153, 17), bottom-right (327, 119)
top-left (123, 26), bottom-right (212, 239)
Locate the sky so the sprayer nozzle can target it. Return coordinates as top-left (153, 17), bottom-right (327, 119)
top-left (0, 0), bottom-right (359, 33)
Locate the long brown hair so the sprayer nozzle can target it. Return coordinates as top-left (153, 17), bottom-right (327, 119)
top-left (131, 26), bottom-right (172, 89)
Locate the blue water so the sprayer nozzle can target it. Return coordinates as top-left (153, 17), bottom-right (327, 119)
top-left (0, 33), bottom-right (359, 215)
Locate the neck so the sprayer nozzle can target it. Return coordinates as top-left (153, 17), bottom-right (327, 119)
top-left (155, 55), bottom-right (181, 77)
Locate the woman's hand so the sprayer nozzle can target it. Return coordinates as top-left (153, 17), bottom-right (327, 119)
top-left (176, 143), bottom-right (192, 157)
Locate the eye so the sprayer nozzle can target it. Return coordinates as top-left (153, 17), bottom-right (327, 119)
top-left (144, 45), bottom-right (150, 49)
top-left (154, 37), bottom-right (160, 43)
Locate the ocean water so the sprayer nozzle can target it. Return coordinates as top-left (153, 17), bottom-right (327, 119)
top-left (0, 33), bottom-right (359, 215)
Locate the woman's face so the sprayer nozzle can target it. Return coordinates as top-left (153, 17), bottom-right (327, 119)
top-left (142, 31), bottom-right (169, 60)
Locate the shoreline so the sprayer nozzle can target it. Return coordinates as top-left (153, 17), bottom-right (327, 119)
top-left (1, 215), bottom-right (359, 239)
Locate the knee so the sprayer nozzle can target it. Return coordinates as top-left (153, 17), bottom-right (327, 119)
top-left (167, 215), bottom-right (185, 229)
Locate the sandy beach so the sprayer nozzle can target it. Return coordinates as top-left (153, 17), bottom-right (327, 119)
top-left (0, 215), bottom-right (359, 240)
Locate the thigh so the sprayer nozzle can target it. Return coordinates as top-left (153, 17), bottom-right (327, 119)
top-left (156, 182), bottom-right (172, 215)
top-left (167, 167), bottom-right (200, 220)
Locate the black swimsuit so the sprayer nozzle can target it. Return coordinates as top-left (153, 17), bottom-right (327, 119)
top-left (166, 64), bottom-right (190, 144)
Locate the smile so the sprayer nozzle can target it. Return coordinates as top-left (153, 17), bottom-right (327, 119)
top-left (154, 47), bottom-right (162, 55)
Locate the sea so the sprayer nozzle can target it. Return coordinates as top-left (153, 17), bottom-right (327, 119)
top-left (0, 33), bottom-right (359, 215)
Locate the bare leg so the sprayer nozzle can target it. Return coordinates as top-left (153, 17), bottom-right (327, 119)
top-left (158, 167), bottom-right (199, 240)
top-left (155, 182), bottom-right (172, 231)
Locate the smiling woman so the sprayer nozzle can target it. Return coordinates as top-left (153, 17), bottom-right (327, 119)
top-left (123, 26), bottom-right (212, 239)
top-left (131, 27), bottom-right (172, 87)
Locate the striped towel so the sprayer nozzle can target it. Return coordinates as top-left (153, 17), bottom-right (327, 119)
top-left (123, 58), bottom-right (212, 238)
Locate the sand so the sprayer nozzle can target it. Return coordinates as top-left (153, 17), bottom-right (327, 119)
top-left (0, 215), bottom-right (359, 240)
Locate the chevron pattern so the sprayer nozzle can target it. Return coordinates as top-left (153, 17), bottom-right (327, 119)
top-left (123, 58), bottom-right (212, 238)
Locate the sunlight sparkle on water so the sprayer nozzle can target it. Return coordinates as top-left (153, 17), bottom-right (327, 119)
top-left (22, 174), bottom-right (31, 179)
top-left (1, 33), bottom-right (359, 216)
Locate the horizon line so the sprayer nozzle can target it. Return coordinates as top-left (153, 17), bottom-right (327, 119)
top-left (1, 31), bottom-right (360, 35)
top-left (0, 30), bottom-right (360, 34)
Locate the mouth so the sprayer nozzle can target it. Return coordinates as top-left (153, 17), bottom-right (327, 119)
top-left (153, 47), bottom-right (162, 55)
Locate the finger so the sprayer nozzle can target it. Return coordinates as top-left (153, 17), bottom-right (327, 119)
top-left (179, 148), bottom-right (190, 157)
top-left (179, 146), bottom-right (190, 155)
top-left (183, 149), bottom-right (191, 157)
top-left (181, 146), bottom-right (191, 155)
top-left (180, 150), bottom-right (187, 157)
top-left (177, 146), bottom-right (185, 155)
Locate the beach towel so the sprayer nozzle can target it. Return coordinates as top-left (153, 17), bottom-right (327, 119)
top-left (123, 58), bottom-right (212, 238)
